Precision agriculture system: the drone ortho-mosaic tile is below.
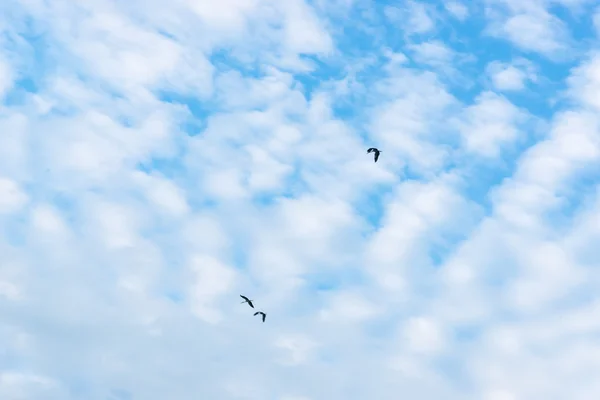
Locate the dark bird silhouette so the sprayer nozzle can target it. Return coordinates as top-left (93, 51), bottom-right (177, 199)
top-left (240, 295), bottom-right (254, 308)
top-left (254, 311), bottom-right (266, 322)
top-left (367, 147), bottom-right (381, 162)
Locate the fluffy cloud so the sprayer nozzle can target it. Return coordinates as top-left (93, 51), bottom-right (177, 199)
top-left (0, 0), bottom-right (599, 399)
top-left (385, 0), bottom-right (436, 35)
top-left (486, 59), bottom-right (537, 91)
top-left (483, 0), bottom-right (573, 57)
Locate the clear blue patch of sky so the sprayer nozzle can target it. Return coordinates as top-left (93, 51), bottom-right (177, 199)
top-left (428, 237), bottom-right (467, 268)
top-left (65, 379), bottom-right (91, 399)
top-left (352, 184), bottom-right (396, 231)
top-left (303, 267), bottom-right (367, 293)
top-left (180, 190), bottom-right (219, 211)
top-left (290, 57), bottom-right (346, 100)
top-left (1, 214), bottom-right (27, 247)
top-left (155, 91), bottom-right (211, 136)
top-left (157, 46), bottom-right (305, 137)
top-left (483, 259), bottom-right (521, 289)
top-left (549, 3), bottom-right (598, 43)
top-left (326, 6), bottom-right (387, 58)
top-left (317, 347), bottom-right (338, 365)
top-left (28, 188), bottom-right (79, 230)
top-left (451, 109), bottom-right (549, 216)
top-left (4, 17), bottom-right (52, 81)
top-left (230, 243), bottom-right (248, 272)
top-left (0, 347), bottom-right (22, 369)
top-left (2, 78), bottom-right (36, 106)
top-left (252, 193), bottom-right (290, 208)
top-left (136, 157), bottom-right (187, 180)
top-left (518, 56), bottom-right (582, 117)
top-left (361, 317), bottom-right (399, 341)
top-left (453, 158), bottom-right (520, 217)
top-left (6, 19), bottom-right (108, 120)
top-left (249, 168), bottom-right (311, 209)
top-left (453, 323), bottom-right (482, 343)
top-left (249, 191), bottom-right (277, 207)
top-left (210, 48), bottom-right (263, 77)
top-left (415, 1), bottom-right (584, 119)
top-left (165, 291), bottom-right (184, 304)
top-left (434, 356), bottom-right (473, 393)
top-left (109, 388), bottom-right (133, 400)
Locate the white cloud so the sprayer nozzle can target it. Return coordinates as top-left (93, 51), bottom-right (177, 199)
top-left (29, 204), bottom-right (69, 238)
top-left (403, 316), bottom-right (445, 354)
top-left (275, 334), bottom-right (317, 365)
top-left (456, 91), bottom-right (527, 157)
top-left (384, 0), bottom-right (436, 35)
top-left (186, 0), bottom-right (262, 32)
top-left (492, 65), bottom-right (526, 90)
top-left (188, 255), bottom-right (237, 324)
top-left (0, 178), bottom-right (28, 214)
top-left (280, 0), bottom-right (334, 55)
top-left (131, 171), bottom-right (190, 218)
top-left (183, 214), bottom-right (228, 247)
top-left (507, 241), bottom-right (585, 313)
top-left (407, 40), bottom-right (476, 82)
top-left (365, 175), bottom-right (479, 296)
top-left (0, 55), bottom-right (12, 99)
top-left (445, 1), bottom-right (469, 20)
top-left (484, 0), bottom-right (572, 57)
top-left (1, 0), bottom-right (600, 398)
top-left (86, 199), bottom-right (141, 250)
top-left (280, 396), bottom-right (311, 400)
top-left (409, 40), bottom-right (455, 67)
top-left (483, 389), bottom-right (518, 400)
top-left (0, 113), bottom-right (28, 179)
top-left (319, 290), bottom-right (380, 322)
top-left (0, 372), bottom-right (63, 400)
top-left (567, 53), bottom-right (600, 110)
top-left (487, 59), bottom-right (537, 91)
top-left (370, 66), bottom-right (458, 174)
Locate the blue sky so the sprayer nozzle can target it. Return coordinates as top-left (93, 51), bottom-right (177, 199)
top-left (0, 0), bottom-right (600, 398)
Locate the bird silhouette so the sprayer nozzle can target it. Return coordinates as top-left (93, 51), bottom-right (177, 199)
top-left (367, 147), bottom-right (381, 162)
top-left (240, 295), bottom-right (254, 308)
top-left (254, 311), bottom-right (266, 322)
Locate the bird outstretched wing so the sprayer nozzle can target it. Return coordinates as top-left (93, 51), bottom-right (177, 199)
top-left (254, 311), bottom-right (266, 322)
top-left (240, 295), bottom-right (254, 308)
top-left (374, 151), bottom-right (380, 162)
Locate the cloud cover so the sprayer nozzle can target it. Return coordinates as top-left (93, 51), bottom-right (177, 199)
top-left (0, 0), bottom-right (599, 398)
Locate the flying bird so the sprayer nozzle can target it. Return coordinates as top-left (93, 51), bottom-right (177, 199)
top-left (240, 295), bottom-right (254, 308)
top-left (254, 311), bottom-right (267, 322)
top-left (367, 147), bottom-right (381, 162)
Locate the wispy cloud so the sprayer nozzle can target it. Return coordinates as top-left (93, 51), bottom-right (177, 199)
top-left (484, 0), bottom-right (575, 58)
top-left (445, 1), bottom-right (470, 21)
top-left (384, 0), bottom-right (437, 36)
top-left (0, 0), bottom-right (599, 399)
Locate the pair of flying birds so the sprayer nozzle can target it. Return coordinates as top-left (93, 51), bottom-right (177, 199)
top-left (239, 148), bottom-right (380, 324)
top-left (240, 295), bottom-right (266, 322)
